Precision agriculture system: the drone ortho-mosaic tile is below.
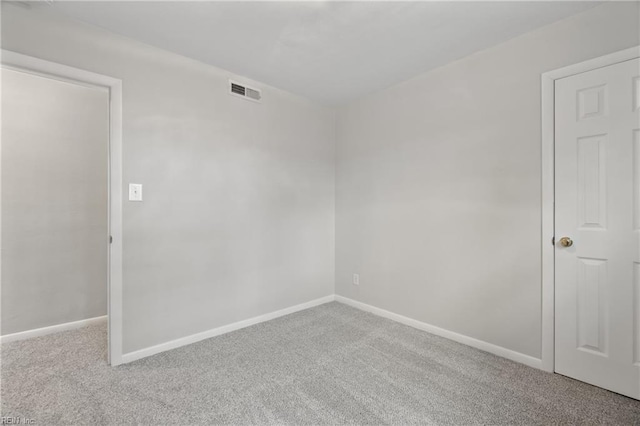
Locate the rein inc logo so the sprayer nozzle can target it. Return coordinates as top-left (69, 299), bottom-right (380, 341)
top-left (1, 418), bottom-right (35, 425)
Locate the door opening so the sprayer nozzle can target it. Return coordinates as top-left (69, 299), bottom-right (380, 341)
top-left (1, 51), bottom-right (123, 365)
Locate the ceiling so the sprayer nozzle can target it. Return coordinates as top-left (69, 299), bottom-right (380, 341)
top-left (47, 1), bottom-right (600, 105)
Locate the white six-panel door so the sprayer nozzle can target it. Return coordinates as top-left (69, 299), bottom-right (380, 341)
top-left (555, 58), bottom-right (640, 399)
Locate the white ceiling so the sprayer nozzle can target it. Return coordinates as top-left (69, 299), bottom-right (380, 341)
top-left (48, 1), bottom-right (600, 105)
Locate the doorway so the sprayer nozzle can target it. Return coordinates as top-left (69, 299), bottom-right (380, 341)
top-left (542, 47), bottom-right (640, 399)
top-left (0, 51), bottom-right (123, 365)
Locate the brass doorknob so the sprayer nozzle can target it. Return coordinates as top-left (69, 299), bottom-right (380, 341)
top-left (559, 237), bottom-right (573, 247)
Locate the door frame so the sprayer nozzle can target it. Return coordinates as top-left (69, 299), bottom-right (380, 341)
top-left (1, 50), bottom-right (124, 365)
top-left (541, 45), bottom-right (640, 373)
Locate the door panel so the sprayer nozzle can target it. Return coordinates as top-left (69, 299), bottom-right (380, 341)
top-left (555, 58), bottom-right (640, 399)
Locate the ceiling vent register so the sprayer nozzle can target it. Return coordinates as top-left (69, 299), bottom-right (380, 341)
top-left (229, 80), bottom-right (261, 103)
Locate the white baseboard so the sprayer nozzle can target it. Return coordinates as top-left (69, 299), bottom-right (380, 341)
top-left (334, 295), bottom-right (543, 370)
top-left (2, 295), bottom-right (541, 371)
top-left (121, 295), bottom-right (336, 364)
top-left (0, 315), bottom-right (107, 344)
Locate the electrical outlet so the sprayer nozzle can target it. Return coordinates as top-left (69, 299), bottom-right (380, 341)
top-left (352, 273), bottom-right (360, 285)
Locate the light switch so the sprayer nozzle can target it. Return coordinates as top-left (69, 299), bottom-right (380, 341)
top-left (129, 183), bottom-right (143, 201)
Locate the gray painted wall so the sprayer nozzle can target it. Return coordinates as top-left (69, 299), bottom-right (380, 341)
top-left (3, 1), bottom-right (638, 362)
top-left (335, 2), bottom-right (640, 359)
top-left (1, 68), bottom-right (109, 335)
top-left (1, 5), bottom-right (335, 353)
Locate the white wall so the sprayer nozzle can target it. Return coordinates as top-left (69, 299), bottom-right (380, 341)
top-left (2, 68), bottom-right (109, 335)
top-left (1, 4), bottom-right (335, 353)
top-left (335, 2), bottom-right (640, 359)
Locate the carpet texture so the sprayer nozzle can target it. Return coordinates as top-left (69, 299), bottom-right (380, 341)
top-left (2, 302), bottom-right (639, 425)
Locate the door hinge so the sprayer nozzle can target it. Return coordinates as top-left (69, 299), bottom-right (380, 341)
top-left (110, 236), bottom-right (113, 244)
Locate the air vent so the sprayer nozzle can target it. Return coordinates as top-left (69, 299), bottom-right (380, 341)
top-left (229, 80), bottom-right (261, 103)
top-left (231, 83), bottom-right (245, 96)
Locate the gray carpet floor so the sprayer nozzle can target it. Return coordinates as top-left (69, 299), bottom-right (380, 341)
top-left (2, 302), bottom-right (639, 425)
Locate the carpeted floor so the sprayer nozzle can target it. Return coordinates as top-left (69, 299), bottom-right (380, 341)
top-left (2, 302), bottom-right (639, 425)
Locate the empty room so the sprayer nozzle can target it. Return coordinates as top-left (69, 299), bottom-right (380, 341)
top-left (1, 0), bottom-right (639, 424)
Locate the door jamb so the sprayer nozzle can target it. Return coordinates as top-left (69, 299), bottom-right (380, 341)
top-left (541, 45), bottom-right (640, 373)
top-left (1, 50), bottom-right (124, 366)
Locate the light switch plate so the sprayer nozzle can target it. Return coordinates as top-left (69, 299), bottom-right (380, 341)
top-left (129, 183), bottom-right (143, 201)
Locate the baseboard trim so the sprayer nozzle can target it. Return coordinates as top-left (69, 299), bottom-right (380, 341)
top-left (334, 295), bottom-right (543, 370)
top-left (2, 295), bottom-right (541, 370)
top-left (121, 295), bottom-right (336, 364)
top-left (0, 315), bottom-right (107, 344)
